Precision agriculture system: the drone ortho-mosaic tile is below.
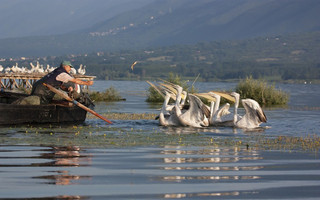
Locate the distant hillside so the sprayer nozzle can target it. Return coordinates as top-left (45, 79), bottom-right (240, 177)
top-left (0, 0), bottom-right (152, 39)
top-left (3, 31), bottom-right (320, 82)
top-left (0, 0), bottom-right (320, 57)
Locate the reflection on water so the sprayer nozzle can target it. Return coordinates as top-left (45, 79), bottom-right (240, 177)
top-left (159, 146), bottom-right (262, 198)
top-left (0, 145), bottom-right (320, 199)
top-left (33, 146), bottom-right (92, 185)
top-left (0, 145), bottom-right (92, 187)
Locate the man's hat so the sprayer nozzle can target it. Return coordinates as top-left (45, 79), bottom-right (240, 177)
top-left (61, 60), bottom-right (73, 68)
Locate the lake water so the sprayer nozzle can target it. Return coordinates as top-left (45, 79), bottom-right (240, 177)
top-left (0, 80), bottom-right (320, 199)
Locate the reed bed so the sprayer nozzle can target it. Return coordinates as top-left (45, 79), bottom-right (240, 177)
top-left (89, 86), bottom-right (123, 101)
top-left (236, 76), bottom-right (289, 106)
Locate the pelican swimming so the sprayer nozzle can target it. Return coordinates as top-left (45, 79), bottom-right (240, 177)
top-left (159, 91), bottom-right (182, 126)
top-left (175, 93), bottom-right (210, 128)
top-left (230, 92), bottom-right (267, 129)
top-left (207, 92), bottom-right (231, 125)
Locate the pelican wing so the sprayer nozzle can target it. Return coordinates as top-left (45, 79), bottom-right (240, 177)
top-left (256, 109), bottom-right (267, 123)
top-left (216, 103), bottom-right (230, 119)
top-left (188, 94), bottom-right (210, 119)
top-left (242, 99), bottom-right (267, 123)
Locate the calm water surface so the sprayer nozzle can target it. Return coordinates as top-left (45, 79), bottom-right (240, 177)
top-left (0, 81), bottom-right (319, 199)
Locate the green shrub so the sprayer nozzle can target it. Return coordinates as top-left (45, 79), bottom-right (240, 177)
top-left (89, 86), bottom-right (123, 102)
top-left (235, 76), bottom-right (289, 106)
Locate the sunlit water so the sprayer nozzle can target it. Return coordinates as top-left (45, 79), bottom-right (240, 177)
top-left (0, 81), bottom-right (320, 199)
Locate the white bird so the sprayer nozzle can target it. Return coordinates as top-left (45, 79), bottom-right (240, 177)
top-left (159, 91), bottom-right (182, 126)
top-left (30, 62), bottom-right (36, 73)
top-left (38, 64), bottom-right (45, 73)
top-left (11, 63), bottom-right (21, 73)
top-left (45, 64), bottom-right (55, 73)
top-left (131, 61), bottom-right (137, 71)
top-left (77, 64), bottom-right (86, 75)
top-left (164, 90), bottom-right (187, 113)
top-left (5, 67), bottom-right (11, 74)
top-left (0, 65), bottom-right (3, 73)
top-left (175, 93), bottom-right (210, 128)
top-left (230, 92), bottom-right (267, 129)
top-left (70, 67), bottom-right (77, 75)
top-left (207, 92), bottom-right (231, 125)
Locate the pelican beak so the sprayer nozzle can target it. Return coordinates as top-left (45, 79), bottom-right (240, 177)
top-left (146, 81), bottom-right (165, 98)
top-left (160, 83), bottom-right (177, 94)
top-left (195, 93), bottom-right (216, 102)
top-left (210, 91), bottom-right (236, 103)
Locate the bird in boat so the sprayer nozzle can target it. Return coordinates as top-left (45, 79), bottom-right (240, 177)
top-left (70, 66), bottom-right (77, 75)
top-left (45, 64), bottom-right (55, 73)
top-left (11, 63), bottom-right (21, 73)
top-left (217, 92), bottom-right (266, 129)
top-left (78, 64), bottom-right (86, 75)
top-left (30, 62), bottom-right (36, 73)
top-left (5, 66), bottom-right (11, 74)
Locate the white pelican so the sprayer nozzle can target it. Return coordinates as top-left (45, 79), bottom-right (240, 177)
top-left (175, 94), bottom-right (210, 128)
top-left (78, 64), bottom-right (86, 75)
top-left (159, 91), bottom-right (181, 126)
top-left (0, 65), bottom-right (3, 73)
top-left (230, 92), bottom-right (267, 129)
top-left (207, 92), bottom-right (231, 125)
top-left (131, 61), bottom-right (137, 71)
top-left (5, 67), bottom-right (11, 74)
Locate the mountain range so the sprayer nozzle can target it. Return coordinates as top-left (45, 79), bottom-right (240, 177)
top-left (0, 0), bottom-right (320, 57)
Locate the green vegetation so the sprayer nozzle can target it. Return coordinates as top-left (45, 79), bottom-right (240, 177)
top-left (235, 76), bottom-right (289, 106)
top-left (89, 86), bottom-right (123, 102)
top-left (3, 31), bottom-right (320, 83)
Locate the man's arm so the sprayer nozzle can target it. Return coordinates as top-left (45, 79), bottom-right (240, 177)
top-left (69, 78), bottom-right (93, 86)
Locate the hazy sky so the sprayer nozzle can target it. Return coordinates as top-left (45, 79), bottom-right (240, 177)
top-left (0, 0), bottom-right (152, 39)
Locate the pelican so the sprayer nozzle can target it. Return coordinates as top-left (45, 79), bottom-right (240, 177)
top-left (159, 84), bottom-right (185, 117)
top-left (131, 61), bottom-right (137, 71)
top-left (5, 67), bottom-right (11, 74)
top-left (230, 92), bottom-right (267, 129)
top-left (175, 94), bottom-right (210, 128)
top-left (78, 64), bottom-right (86, 75)
top-left (0, 65), bottom-right (3, 73)
top-left (207, 92), bottom-right (231, 125)
top-left (159, 91), bottom-right (181, 126)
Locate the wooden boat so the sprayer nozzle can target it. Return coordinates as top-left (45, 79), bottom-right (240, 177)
top-left (0, 91), bottom-right (88, 125)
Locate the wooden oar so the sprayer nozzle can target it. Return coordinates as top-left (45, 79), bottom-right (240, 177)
top-left (43, 83), bottom-right (112, 124)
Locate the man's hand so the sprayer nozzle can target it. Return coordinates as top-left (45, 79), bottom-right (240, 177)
top-left (86, 81), bottom-right (93, 86)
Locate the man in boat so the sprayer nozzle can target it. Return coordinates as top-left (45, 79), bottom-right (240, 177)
top-left (31, 61), bottom-right (93, 104)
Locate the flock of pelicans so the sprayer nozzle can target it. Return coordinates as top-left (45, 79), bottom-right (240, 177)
top-left (149, 81), bottom-right (267, 129)
top-left (0, 62), bottom-right (86, 75)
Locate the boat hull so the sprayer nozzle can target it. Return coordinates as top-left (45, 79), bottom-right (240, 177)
top-left (0, 103), bottom-right (87, 125)
top-left (0, 91), bottom-right (87, 125)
